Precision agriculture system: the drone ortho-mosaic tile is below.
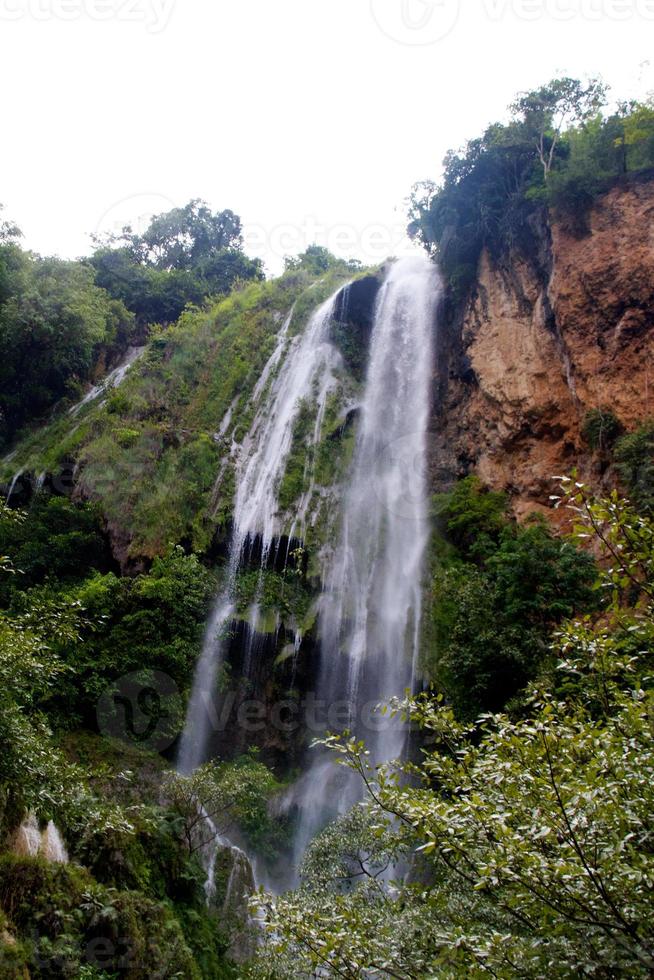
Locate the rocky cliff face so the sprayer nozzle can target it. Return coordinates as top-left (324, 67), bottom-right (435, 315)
top-left (431, 172), bottom-right (654, 519)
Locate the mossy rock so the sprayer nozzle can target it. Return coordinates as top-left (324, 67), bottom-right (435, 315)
top-left (0, 855), bottom-right (200, 979)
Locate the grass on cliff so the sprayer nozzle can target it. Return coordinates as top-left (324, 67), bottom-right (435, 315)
top-left (0, 266), bottom-right (362, 560)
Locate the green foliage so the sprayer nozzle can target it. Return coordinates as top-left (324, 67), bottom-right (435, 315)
top-left (166, 752), bottom-right (285, 859)
top-left (409, 81), bottom-right (654, 295)
top-left (277, 399), bottom-right (317, 513)
top-left (0, 494), bottom-right (109, 606)
top-left (434, 475), bottom-right (509, 560)
top-left (581, 406), bottom-right (623, 451)
top-left (428, 480), bottom-right (596, 717)
top-left (45, 546), bottom-right (215, 725)
top-left (0, 504), bottom-right (140, 852)
top-left (284, 245), bottom-right (361, 278)
top-left (0, 244), bottom-right (135, 448)
top-left (0, 856), bottom-right (200, 979)
top-left (298, 805), bottom-right (401, 894)
top-left (254, 483), bottom-right (654, 979)
top-left (614, 419), bottom-right (654, 513)
top-left (510, 77), bottom-right (607, 179)
top-left (90, 199), bottom-right (263, 326)
top-left (234, 567), bottom-right (313, 633)
top-left (0, 495), bottom-right (235, 979)
top-left (329, 319), bottom-right (370, 383)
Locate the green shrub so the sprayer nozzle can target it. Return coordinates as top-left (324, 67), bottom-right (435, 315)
top-left (0, 494), bottom-right (109, 607)
top-left (427, 481), bottom-right (596, 717)
top-left (433, 475), bottom-right (509, 561)
top-left (0, 856), bottom-right (199, 979)
top-left (581, 407), bottom-right (623, 451)
top-left (614, 420), bottom-right (654, 513)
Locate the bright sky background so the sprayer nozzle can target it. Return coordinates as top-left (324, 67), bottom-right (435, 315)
top-left (1, 0), bottom-right (652, 274)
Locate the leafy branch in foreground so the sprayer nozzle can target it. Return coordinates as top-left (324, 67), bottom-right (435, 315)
top-left (252, 482), bottom-right (654, 978)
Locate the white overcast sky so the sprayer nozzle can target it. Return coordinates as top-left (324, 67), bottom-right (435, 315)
top-left (1, 0), bottom-right (652, 274)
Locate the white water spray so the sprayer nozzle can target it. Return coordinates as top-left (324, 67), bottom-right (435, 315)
top-left (12, 813), bottom-right (69, 864)
top-left (289, 256), bottom-right (439, 870)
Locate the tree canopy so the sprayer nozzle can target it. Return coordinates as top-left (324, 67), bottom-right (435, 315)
top-left (408, 78), bottom-right (654, 296)
top-left (90, 198), bottom-right (263, 326)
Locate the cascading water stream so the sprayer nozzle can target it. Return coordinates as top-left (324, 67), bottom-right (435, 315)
top-left (287, 256), bottom-right (440, 876)
top-left (177, 289), bottom-right (343, 776)
top-left (177, 258), bottom-right (439, 899)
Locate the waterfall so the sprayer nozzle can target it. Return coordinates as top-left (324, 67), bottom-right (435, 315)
top-left (5, 469), bottom-right (24, 504)
top-left (289, 255), bottom-right (439, 872)
top-left (68, 345), bottom-right (145, 418)
top-left (12, 813), bottom-right (41, 858)
top-left (12, 813), bottom-right (69, 864)
top-left (178, 258), bottom-right (439, 894)
top-left (40, 821), bottom-right (69, 864)
top-left (177, 290), bottom-right (342, 775)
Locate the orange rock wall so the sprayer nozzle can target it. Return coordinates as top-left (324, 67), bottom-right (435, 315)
top-left (431, 175), bottom-right (654, 520)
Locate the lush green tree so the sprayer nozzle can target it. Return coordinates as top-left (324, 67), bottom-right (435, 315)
top-left (581, 407), bottom-right (623, 452)
top-left (429, 479), bottom-right (596, 717)
top-left (0, 503), bottom-right (133, 839)
top-left (510, 77), bottom-right (607, 179)
top-left (434, 475), bottom-right (509, 560)
top-left (0, 250), bottom-right (134, 447)
top-left (42, 546), bottom-right (216, 725)
top-left (90, 200), bottom-right (263, 326)
top-left (165, 752), bottom-right (282, 858)
top-left (409, 80), bottom-right (654, 295)
top-left (108, 200), bottom-right (243, 271)
top-left (0, 204), bottom-right (21, 245)
top-left (0, 494), bottom-right (110, 607)
top-left (614, 420), bottom-right (654, 514)
top-left (284, 245), bottom-right (362, 276)
top-left (621, 97), bottom-right (654, 170)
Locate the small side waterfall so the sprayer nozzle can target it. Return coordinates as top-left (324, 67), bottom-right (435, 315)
top-left (289, 256), bottom-right (439, 870)
top-left (177, 289), bottom-right (343, 774)
top-left (40, 821), bottom-right (69, 864)
top-left (68, 345), bottom-right (145, 418)
top-left (12, 813), bottom-right (69, 864)
top-left (5, 469), bottom-right (24, 504)
top-left (12, 813), bottom-right (41, 858)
